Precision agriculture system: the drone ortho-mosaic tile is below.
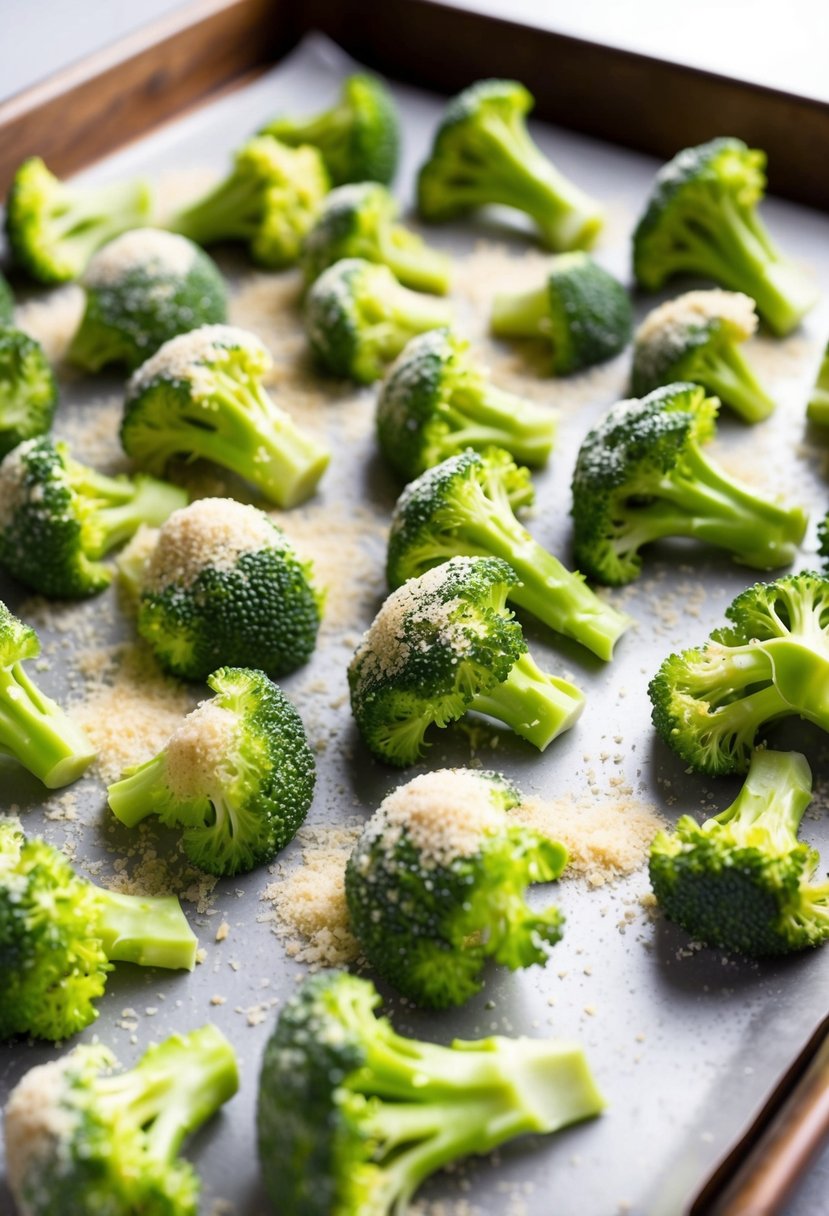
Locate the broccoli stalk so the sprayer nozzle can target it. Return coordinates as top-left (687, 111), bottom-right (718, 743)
top-left (807, 341), bottom-right (829, 427)
top-left (90, 886), bottom-right (200, 971)
top-left (686, 334), bottom-right (772, 423)
top-left (73, 465), bottom-right (188, 558)
top-left (467, 650), bottom-right (585, 750)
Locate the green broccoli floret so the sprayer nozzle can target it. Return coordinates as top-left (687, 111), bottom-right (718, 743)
top-left (633, 138), bottom-right (817, 337)
top-left (5, 157), bottom-right (153, 284)
top-left (68, 229), bottom-right (227, 372)
top-left (0, 272), bottom-right (14, 325)
top-left (571, 382), bottom-right (806, 586)
top-left (134, 498), bottom-right (322, 682)
top-left (0, 819), bottom-right (197, 1041)
top-left (650, 748), bottom-right (829, 955)
top-left (346, 768), bottom-right (567, 1007)
top-left (305, 258), bottom-right (452, 383)
top-left (806, 338), bottom-right (829, 427)
top-left (417, 79), bottom-right (603, 252)
top-left (4, 1025), bottom-right (238, 1214)
top-left (257, 970), bottom-right (604, 1216)
top-left (301, 182), bottom-right (452, 294)
top-left (108, 666), bottom-right (315, 875)
top-left (387, 448), bottom-right (632, 661)
top-left (0, 602), bottom-right (95, 788)
top-left (0, 435), bottom-right (187, 598)
top-left (649, 572), bottom-right (829, 775)
top-left (349, 555), bottom-right (584, 766)
top-left (168, 136), bottom-right (329, 268)
top-left (376, 327), bottom-right (556, 479)
top-left (490, 252), bottom-right (631, 373)
top-left (121, 325), bottom-right (329, 509)
top-left (260, 72), bottom-right (400, 186)
top-left (632, 290), bottom-right (774, 423)
top-left (0, 327), bottom-right (58, 458)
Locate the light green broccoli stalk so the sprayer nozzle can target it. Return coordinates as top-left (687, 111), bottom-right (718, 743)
top-left (5, 157), bottom-right (153, 284)
top-left (346, 768), bottom-right (567, 1007)
top-left (108, 667), bottom-right (316, 876)
top-left (257, 970), bottom-right (605, 1216)
top-left (0, 327), bottom-right (58, 459)
top-left (417, 79), bottom-right (604, 252)
top-left (490, 252), bottom-right (632, 374)
top-left (121, 325), bottom-right (329, 509)
top-left (4, 1025), bottom-right (238, 1215)
top-left (806, 339), bottom-right (829, 427)
top-left (0, 819), bottom-right (198, 1041)
top-left (376, 327), bottom-right (556, 480)
top-left (167, 136), bottom-right (329, 267)
top-left (260, 72), bottom-right (400, 186)
top-left (633, 138), bottom-right (817, 337)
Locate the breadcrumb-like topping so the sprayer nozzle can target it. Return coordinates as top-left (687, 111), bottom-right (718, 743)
top-left (165, 699), bottom-right (239, 800)
top-left (84, 229), bottom-right (198, 288)
top-left (127, 324), bottom-right (268, 396)
top-left (4, 1055), bottom-right (80, 1201)
top-left (636, 289), bottom-right (756, 352)
top-left (143, 498), bottom-right (282, 594)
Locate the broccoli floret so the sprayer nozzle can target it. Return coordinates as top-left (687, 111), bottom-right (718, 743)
top-left (571, 382), bottom-right (806, 586)
top-left (806, 339), bottom-right (829, 427)
top-left (0, 819), bottom-right (197, 1040)
top-left (0, 602), bottom-right (95, 788)
top-left (650, 749), bottom-right (829, 955)
top-left (134, 498), bottom-right (322, 682)
top-left (4, 1024), bottom-right (238, 1214)
top-left (5, 157), bottom-right (153, 284)
top-left (632, 290), bottom-right (774, 424)
top-left (0, 327), bottom-right (58, 458)
top-left (260, 72), bottom-right (400, 186)
top-left (376, 327), bottom-right (556, 480)
top-left (0, 272), bottom-right (14, 325)
top-left (121, 325), bottom-right (329, 508)
top-left (490, 252), bottom-right (632, 373)
top-left (68, 229), bottom-right (227, 372)
top-left (305, 258), bottom-right (452, 383)
top-left (633, 138), bottom-right (817, 337)
top-left (257, 970), bottom-right (604, 1216)
top-left (0, 436), bottom-right (187, 598)
top-left (417, 79), bottom-right (603, 252)
top-left (649, 572), bottom-right (829, 775)
top-left (346, 768), bottom-right (567, 1007)
top-left (349, 555), bottom-right (584, 766)
top-left (301, 182), bottom-right (452, 295)
top-left (387, 448), bottom-right (631, 661)
top-left (108, 666), bottom-right (315, 875)
top-left (168, 136), bottom-right (329, 268)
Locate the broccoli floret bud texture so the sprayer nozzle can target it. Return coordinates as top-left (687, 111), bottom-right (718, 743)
top-left (108, 666), bottom-right (316, 876)
top-left (348, 555), bottom-right (584, 766)
top-left (305, 258), bottom-right (453, 383)
top-left (261, 72), bottom-right (401, 186)
top-left (490, 253), bottom-right (632, 374)
top-left (387, 447), bottom-right (632, 660)
top-left (122, 324), bottom-right (329, 508)
top-left (649, 572), bottom-right (829, 775)
top-left (417, 80), bottom-right (604, 252)
top-left (376, 327), bottom-right (556, 479)
top-left (4, 1025), bottom-right (238, 1216)
top-left (5, 157), bottom-right (153, 284)
top-left (0, 327), bottom-right (58, 459)
top-left (571, 382), bottom-right (806, 586)
top-left (0, 819), bottom-right (197, 1041)
top-left (346, 768), bottom-right (567, 1007)
top-left (650, 749), bottom-right (829, 956)
top-left (302, 182), bottom-right (452, 295)
top-left (633, 138), bottom-right (817, 337)
top-left (256, 970), bottom-right (604, 1216)
top-left (135, 498), bottom-right (322, 682)
top-left (807, 338), bottom-right (829, 427)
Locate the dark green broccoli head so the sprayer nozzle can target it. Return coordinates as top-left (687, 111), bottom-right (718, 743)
top-left (261, 73), bottom-right (400, 186)
top-left (649, 749), bottom-right (829, 955)
top-left (108, 666), bottom-right (316, 876)
top-left (346, 767), bottom-right (566, 1007)
top-left (68, 228), bottom-right (227, 372)
top-left (137, 498), bottom-right (322, 681)
top-left (0, 327), bottom-right (58, 459)
top-left (5, 157), bottom-right (153, 284)
top-left (0, 272), bottom-right (14, 325)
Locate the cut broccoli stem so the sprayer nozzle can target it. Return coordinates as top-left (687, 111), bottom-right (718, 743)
top-left (77, 471), bottom-right (187, 558)
top-left (0, 662), bottom-right (95, 788)
top-left (490, 285), bottom-right (550, 339)
top-left (95, 886), bottom-right (197, 970)
top-left (469, 650), bottom-right (584, 749)
top-left (763, 638), bottom-right (829, 722)
top-left (48, 179), bottom-right (152, 272)
top-left (270, 105), bottom-right (351, 153)
top-left (717, 748), bottom-right (812, 845)
top-left (693, 340), bottom-right (775, 424)
top-left (807, 348), bottom-right (829, 426)
top-left (169, 176), bottom-right (261, 246)
top-left (379, 230), bottom-right (452, 295)
top-left (107, 754), bottom-right (166, 827)
top-left (439, 384), bottom-right (555, 467)
top-left (369, 289), bottom-right (456, 362)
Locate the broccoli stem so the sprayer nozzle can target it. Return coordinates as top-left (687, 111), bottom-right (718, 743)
top-left (76, 469), bottom-right (187, 557)
top-left (380, 228), bottom-right (452, 295)
top-left (490, 285), bottom-right (550, 340)
top-left (763, 637), bottom-right (829, 727)
top-left (107, 753), bottom-right (168, 827)
top-left (0, 662), bottom-right (95, 788)
top-left (807, 349), bottom-right (829, 426)
top-left (169, 173), bottom-right (262, 246)
top-left (438, 383), bottom-right (556, 467)
top-left (265, 103), bottom-right (349, 156)
top-left (51, 179), bottom-right (152, 268)
top-left (469, 650), bottom-right (584, 749)
top-left (693, 340), bottom-right (775, 423)
top-left (371, 286), bottom-right (453, 361)
top-left (713, 748), bottom-right (811, 847)
top-left (94, 886), bottom-right (197, 970)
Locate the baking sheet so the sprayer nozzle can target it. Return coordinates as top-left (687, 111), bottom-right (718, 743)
top-left (2, 32), bottom-right (829, 1216)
